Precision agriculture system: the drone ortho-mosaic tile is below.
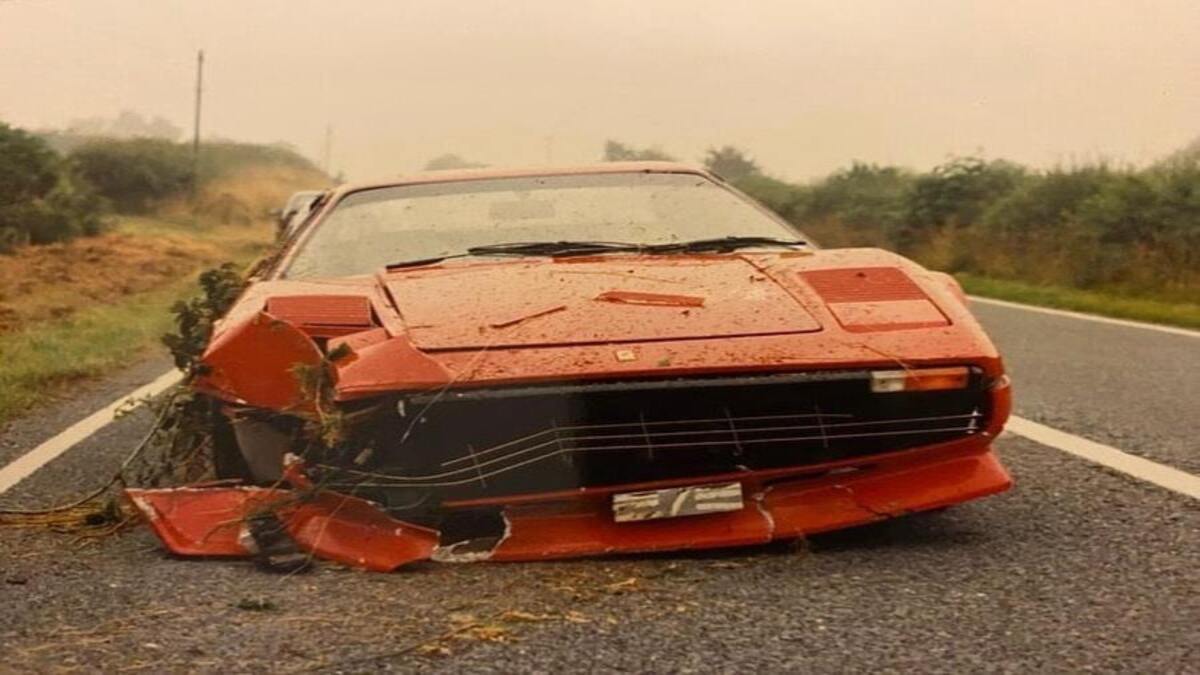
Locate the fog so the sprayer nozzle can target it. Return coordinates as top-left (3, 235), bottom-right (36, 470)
top-left (2, 0), bottom-right (1197, 181)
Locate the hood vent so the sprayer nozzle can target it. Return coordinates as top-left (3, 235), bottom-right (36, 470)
top-left (800, 267), bottom-right (927, 303)
top-left (265, 295), bottom-right (374, 336)
top-left (800, 267), bottom-right (949, 333)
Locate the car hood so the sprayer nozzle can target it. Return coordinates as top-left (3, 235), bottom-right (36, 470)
top-left (203, 249), bottom-right (1003, 403)
top-left (382, 256), bottom-right (823, 350)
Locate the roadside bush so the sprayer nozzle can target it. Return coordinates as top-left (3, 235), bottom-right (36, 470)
top-left (900, 157), bottom-right (1024, 247)
top-left (703, 146), bottom-right (761, 182)
top-left (70, 138), bottom-right (321, 215)
top-left (198, 140), bottom-right (319, 179)
top-left (162, 262), bottom-right (247, 372)
top-left (732, 174), bottom-right (803, 222)
top-left (71, 138), bottom-right (192, 213)
top-left (737, 151), bottom-right (1200, 303)
top-left (0, 123), bottom-right (59, 206)
top-left (423, 153), bottom-right (488, 170)
top-left (980, 166), bottom-right (1115, 238)
top-left (792, 163), bottom-right (916, 247)
top-left (0, 122), bottom-right (109, 251)
top-left (603, 140), bottom-right (676, 162)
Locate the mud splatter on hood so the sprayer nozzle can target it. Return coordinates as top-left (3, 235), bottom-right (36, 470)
top-left (382, 256), bottom-right (822, 350)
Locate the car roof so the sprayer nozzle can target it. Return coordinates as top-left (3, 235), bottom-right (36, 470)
top-left (325, 162), bottom-right (721, 200)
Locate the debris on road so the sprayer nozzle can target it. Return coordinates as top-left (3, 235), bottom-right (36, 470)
top-left (126, 459), bottom-right (440, 573)
top-left (0, 265), bottom-right (247, 534)
top-left (234, 597), bottom-right (277, 612)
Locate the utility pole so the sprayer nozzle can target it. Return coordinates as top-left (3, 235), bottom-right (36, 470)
top-left (191, 49), bottom-right (204, 207)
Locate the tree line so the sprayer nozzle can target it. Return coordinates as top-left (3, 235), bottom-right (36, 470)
top-left (0, 119), bottom-right (319, 252)
top-left (606, 140), bottom-right (1200, 302)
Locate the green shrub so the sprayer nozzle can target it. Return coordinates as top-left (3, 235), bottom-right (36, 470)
top-left (197, 141), bottom-right (317, 178)
top-left (900, 157), bottom-right (1024, 245)
top-left (162, 263), bottom-right (247, 372)
top-left (737, 152), bottom-right (1199, 303)
top-left (732, 174), bottom-right (803, 222)
top-left (603, 140), bottom-right (676, 162)
top-left (0, 122), bottom-right (110, 251)
top-left (71, 138), bottom-right (192, 213)
top-left (703, 146), bottom-right (761, 182)
top-left (795, 163), bottom-right (915, 247)
top-left (69, 138), bottom-right (319, 214)
top-left (0, 123), bottom-right (59, 207)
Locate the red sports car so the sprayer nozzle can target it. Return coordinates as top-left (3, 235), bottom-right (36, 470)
top-left (128, 162), bottom-right (1012, 571)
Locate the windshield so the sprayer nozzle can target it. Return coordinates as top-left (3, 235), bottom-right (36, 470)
top-left (282, 172), bottom-right (798, 278)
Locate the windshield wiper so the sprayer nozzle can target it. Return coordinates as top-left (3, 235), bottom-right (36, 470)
top-left (465, 240), bottom-right (644, 258)
top-left (644, 235), bottom-right (807, 254)
top-left (385, 254), bottom-right (466, 269)
top-left (466, 237), bottom-right (806, 257)
top-left (385, 241), bottom-right (640, 270)
top-left (385, 236), bottom-right (806, 270)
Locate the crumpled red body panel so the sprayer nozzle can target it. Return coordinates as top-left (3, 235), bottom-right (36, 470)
top-left (127, 446), bottom-right (1009, 570)
top-left (125, 487), bottom-right (438, 572)
top-left (193, 311), bottom-right (324, 411)
top-left (490, 447), bottom-right (1009, 561)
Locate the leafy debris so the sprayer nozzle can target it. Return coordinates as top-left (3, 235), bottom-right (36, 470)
top-left (0, 263), bottom-right (248, 530)
top-left (161, 263), bottom-right (246, 373)
top-left (235, 597), bottom-right (278, 612)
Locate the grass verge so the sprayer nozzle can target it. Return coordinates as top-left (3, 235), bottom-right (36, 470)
top-left (957, 273), bottom-right (1200, 331)
top-left (0, 278), bottom-right (192, 424)
top-left (0, 163), bottom-right (322, 428)
top-left (0, 220), bottom-right (270, 426)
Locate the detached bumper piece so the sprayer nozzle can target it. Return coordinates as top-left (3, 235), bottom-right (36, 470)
top-left (125, 487), bottom-right (438, 572)
top-left (125, 442), bottom-right (1010, 571)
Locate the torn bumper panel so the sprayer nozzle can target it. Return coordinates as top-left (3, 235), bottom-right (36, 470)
top-left (489, 444), bottom-right (1010, 561)
top-left (126, 443), bottom-right (1009, 570)
top-left (125, 487), bottom-right (438, 572)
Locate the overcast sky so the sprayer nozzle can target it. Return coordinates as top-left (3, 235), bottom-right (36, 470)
top-left (1, 0), bottom-right (1197, 182)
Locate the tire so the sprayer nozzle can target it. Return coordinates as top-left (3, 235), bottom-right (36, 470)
top-left (209, 407), bottom-right (255, 482)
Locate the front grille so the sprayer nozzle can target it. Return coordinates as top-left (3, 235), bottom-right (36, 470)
top-left (323, 369), bottom-right (991, 512)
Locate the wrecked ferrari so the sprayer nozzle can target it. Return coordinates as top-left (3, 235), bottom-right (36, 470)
top-left (128, 162), bottom-right (1012, 570)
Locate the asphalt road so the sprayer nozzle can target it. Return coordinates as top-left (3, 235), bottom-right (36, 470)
top-left (0, 300), bottom-right (1197, 673)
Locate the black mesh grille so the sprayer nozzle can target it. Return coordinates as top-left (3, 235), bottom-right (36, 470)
top-left (324, 369), bottom-right (991, 510)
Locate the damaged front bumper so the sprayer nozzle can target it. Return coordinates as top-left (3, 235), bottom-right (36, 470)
top-left (126, 485), bottom-right (438, 572)
top-left (129, 366), bottom-right (1014, 571)
top-left (126, 436), bottom-right (1011, 571)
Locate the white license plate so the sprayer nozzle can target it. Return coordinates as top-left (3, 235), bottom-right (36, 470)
top-left (612, 482), bottom-right (744, 522)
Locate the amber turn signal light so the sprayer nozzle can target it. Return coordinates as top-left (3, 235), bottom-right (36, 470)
top-left (870, 366), bottom-right (970, 393)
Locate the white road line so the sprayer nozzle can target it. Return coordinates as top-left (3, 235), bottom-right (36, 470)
top-left (1006, 415), bottom-right (1200, 501)
top-left (969, 295), bottom-right (1200, 339)
top-left (0, 369), bottom-right (181, 495)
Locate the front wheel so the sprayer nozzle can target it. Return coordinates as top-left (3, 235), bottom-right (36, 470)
top-left (209, 409), bottom-right (255, 482)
